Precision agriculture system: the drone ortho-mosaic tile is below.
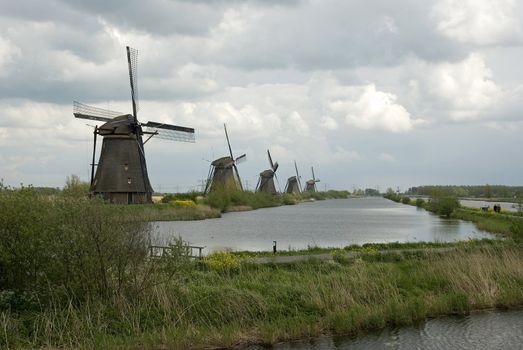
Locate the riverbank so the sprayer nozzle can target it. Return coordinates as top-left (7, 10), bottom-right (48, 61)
top-left (2, 245), bottom-right (521, 349)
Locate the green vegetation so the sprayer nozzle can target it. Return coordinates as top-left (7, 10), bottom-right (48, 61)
top-left (1, 243), bottom-right (521, 349)
top-left (407, 185), bottom-right (523, 199)
top-left (1, 184), bottom-right (522, 349)
top-left (200, 188), bottom-right (350, 212)
top-left (232, 239), bottom-right (504, 259)
top-left (384, 188), bottom-right (460, 218)
top-left (160, 191), bottom-right (203, 203)
top-left (1, 180), bottom-right (519, 349)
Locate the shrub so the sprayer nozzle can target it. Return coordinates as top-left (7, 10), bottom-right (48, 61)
top-left (282, 193), bottom-right (297, 205)
top-left (171, 199), bottom-right (197, 209)
top-left (429, 192), bottom-right (460, 217)
top-left (402, 197), bottom-right (411, 204)
top-left (415, 198), bottom-right (425, 207)
top-left (0, 188), bottom-right (185, 303)
top-left (62, 174), bottom-right (90, 198)
top-left (161, 191), bottom-right (203, 203)
top-left (204, 251), bottom-right (241, 273)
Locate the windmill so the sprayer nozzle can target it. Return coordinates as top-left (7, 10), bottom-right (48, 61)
top-left (284, 161), bottom-right (302, 194)
top-left (255, 149), bottom-right (280, 195)
top-left (305, 166), bottom-right (320, 192)
top-left (204, 124), bottom-right (246, 194)
top-left (73, 46), bottom-right (195, 204)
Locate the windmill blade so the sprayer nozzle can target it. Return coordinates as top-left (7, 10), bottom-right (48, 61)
top-left (126, 46), bottom-right (139, 119)
top-left (316, 179), bottom-right (321, 183)
top-left (223, 123), bottom-right (234, 160)
top-left (294, 161), bottom-right (302, 193)
top-left (272, 162), bottom-right (279, 173)
top-left (142, 121), bottom-right (195, 142)
top-left (267, 149), bottom-right (274, 169)
top-left (235, 153), bottom-right (247, 164)
top-left (233, 164), bottom-right (244, 190)
top-left (311, 166), bottom-right (316, 181)
top-left (73, 101), bottom-right (122, 122)
top-left (274, 172), bottom-right (282, 193)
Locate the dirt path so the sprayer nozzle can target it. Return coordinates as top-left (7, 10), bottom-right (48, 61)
top-left (253, 247), bottom-right (457, 264)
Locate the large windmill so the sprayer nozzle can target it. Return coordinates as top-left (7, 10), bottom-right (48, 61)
top-left (255, 149), bottom-right (280, 195)
top-left (204, 124), bottom-right (246, 194)
top-left (73, 46), bottom-right (195, 204)
top-left (305, 166), bottom-right (320, 192)
top-left (284, 161), bottom-right (302, 194)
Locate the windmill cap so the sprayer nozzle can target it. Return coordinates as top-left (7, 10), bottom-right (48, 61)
top-left (212, 156), bottom-right (234, 167)
top-left (98, 114), bottom-right (136, 135)
top-left (260, 169), bottom-right (274, 177)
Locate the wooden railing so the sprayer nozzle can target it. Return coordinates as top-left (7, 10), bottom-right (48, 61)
top-left (149, 245), bottom-right (205, 259)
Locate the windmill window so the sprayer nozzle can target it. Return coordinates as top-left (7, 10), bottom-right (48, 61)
top-left (124, 163), bottom-right (129, 171)
top-left (127, 177), bottom-right (132, 185)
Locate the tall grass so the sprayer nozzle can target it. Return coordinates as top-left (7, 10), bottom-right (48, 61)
top-left (1, 246), bottom-right (521, 349)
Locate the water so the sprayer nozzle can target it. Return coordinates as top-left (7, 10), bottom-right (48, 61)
top-left (245, 309), bottom-right (523, 350)
top-left (153, 197), bottom-right (493, 252)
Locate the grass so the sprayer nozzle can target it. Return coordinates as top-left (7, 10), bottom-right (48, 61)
top-left (119, 202), bottom-right (221, 221)
top-left (1, 246), bottom-right (521, 349)
top-left (231, 239), bottom-right (504, 258)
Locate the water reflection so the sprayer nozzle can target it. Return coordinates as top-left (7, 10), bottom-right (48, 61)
top-left (152, 198), bottom-right (494, 252)
top-left (245, 309), bottom-right (523, 350)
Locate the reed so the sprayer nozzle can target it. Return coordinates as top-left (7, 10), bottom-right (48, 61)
top-left (1, 246), bottom-right (521, 349)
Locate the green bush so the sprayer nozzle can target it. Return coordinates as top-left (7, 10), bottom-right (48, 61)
top-left (0, 188), bottom-right (187, 304)
top-left (402, 197), bottom-right (411, 204)
top-left (429, 192), bottom-right (460, 217)
top-left (415, 198), bottom-right (425, 207)
top-left (161, 191), bottom-right (203, 203)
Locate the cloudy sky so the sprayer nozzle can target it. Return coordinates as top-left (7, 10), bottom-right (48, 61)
top-left (1, 0), bottom-right (522, 192)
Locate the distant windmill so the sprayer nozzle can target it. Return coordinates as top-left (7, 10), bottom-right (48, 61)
top-left (255, 149), bottom-right (280, 195)
top-left (73, 46), bottom-right (195, 204)
top-left (305, 166), bottom-right (320, 192)
top-left (204, 124), bottom-right (246, 194)
top-left (284, 161), bottom-right (302, 194)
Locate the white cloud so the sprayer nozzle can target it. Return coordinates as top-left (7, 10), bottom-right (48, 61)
top-left (432, 0), bottom-right (522, 45)
top-left (409, 53), bottom-right (501, 121)
top-left (319, 116), bottom-right (338, 130)
top-left (0, 36), bottom-right (21, 75)
top-left (329, 84), bottom-right (420, 133)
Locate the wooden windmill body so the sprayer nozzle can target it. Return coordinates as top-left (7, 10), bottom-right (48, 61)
top-left (284, 161), bottom-right (302, 194)
top-left (256, 150), bottom-right (279, 195)
top-left (305, 166), bottom-right (320, 192)
top-left (204, 124), bottom-right (246, 193)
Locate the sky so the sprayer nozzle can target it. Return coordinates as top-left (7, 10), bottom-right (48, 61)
top-left (0, 0), bottom-right (522, 192)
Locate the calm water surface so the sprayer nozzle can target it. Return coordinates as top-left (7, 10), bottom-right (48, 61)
top-left (246, 309), bottom-right (523, 350)
top-left (153, 198), bottom-right (493, 252)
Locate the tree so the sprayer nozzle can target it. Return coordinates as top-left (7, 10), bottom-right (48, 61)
top-left (429, 189), bottom-right (460, 217)
top-left (63, 175), bottom-right (90, 198)
top-left (485, 184), bottom-right (492, 198)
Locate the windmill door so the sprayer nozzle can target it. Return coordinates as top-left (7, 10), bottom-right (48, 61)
top-left (127, 192), bottom-right (134, 204)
